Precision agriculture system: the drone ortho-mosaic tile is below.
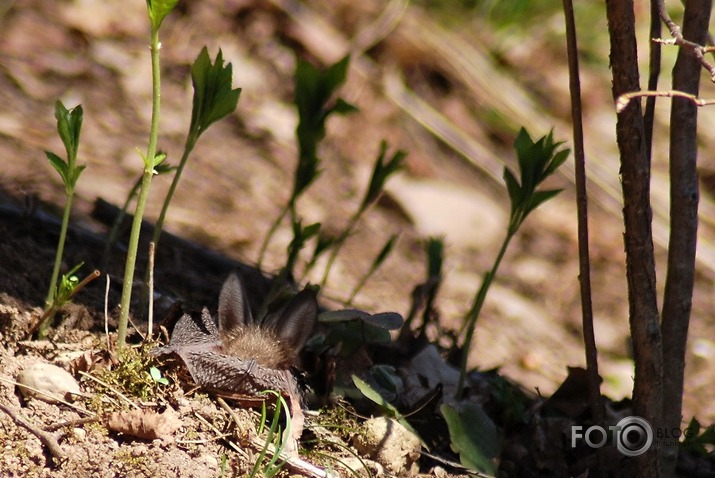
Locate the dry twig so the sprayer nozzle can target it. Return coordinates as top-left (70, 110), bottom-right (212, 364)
top-left (655, 0), bottom-right (715, 80)
top-left (0, 401), bottom-right (65, 461)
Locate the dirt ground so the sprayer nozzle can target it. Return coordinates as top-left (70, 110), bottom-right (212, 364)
top-left (1, 0), bottom-right (715, 476)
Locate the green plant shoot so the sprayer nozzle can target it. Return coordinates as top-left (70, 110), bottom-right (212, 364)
top-left (285, 219), bottom-right (321, 278)
top-left (151, 48), bottom-right (241, 251)
top-left (42, 100), bottom-right (86, 336)
top-left (257, 55), bottom-right (356, 268)
top-left (455, 128), bottom-right (568, 399)
top-left (319, 141), bottom-right (405, 288)
top-left (347, 234), bottom-right (398, 305)
top-left (250, 390), bottom-right (289, 478)
top-left (103, 158), bottom-right (173, 268)
top-left (117, 0), bottom-right (178, 349)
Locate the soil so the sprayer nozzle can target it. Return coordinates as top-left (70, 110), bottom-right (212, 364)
top-left (1, 1), bottom-right (715, 477)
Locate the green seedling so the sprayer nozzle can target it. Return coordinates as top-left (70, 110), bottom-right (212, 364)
top-left (285, 218), bottom-right (321, 279)
top-left (401, 236), bottom-right (445, 343)
top-left (257, 55), bottom-right (356, 268)
top-left (455, 128), bottom-right (568, 400)
top-left (346, 234), bottom-right (398, 305)
top-left (151, 47), bottom-right (241, 251)
top-left (137, 47), bottom-right (240, 315)
top-left (118, 1), bottom-right (241, 349)
top-left (102, 158), bottom-right (173, 267)
top-left (43, 101), bottom-right (85, 317)
top-left (319, 141), bottom-right (406, 289)
top-left (117, 0), bottom-right (179, 349)
top-left (37, 263), bottom-right (100, 337)
top-left (148, 366), bottom-right (169, 386)
top-left (250, 390), bottom-right (289, 478)
top-left (304, 233), bottom-right (337, 277)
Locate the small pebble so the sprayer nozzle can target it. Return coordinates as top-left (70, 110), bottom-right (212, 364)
top-left (16, 362), bottom-right (80, 403)
top-left (352, 417), bottom-right (421, 475)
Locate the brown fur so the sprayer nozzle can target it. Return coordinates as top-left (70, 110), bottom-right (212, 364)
top-left (220, 326), bottom-right (297, 370)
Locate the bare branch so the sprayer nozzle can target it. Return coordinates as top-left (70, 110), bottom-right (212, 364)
top-left (654, 0), bottom-right (715, 80)
top-left (616, 89), bottom-right (715, 113)
top-left (0, 401), bottom-right (65, 462)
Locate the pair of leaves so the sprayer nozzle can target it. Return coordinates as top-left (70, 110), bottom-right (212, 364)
top-left (53, 262), bottom-right (84, 308)
top-left (190, 47), bottom-right (242, 140)
top-left (46, 101), bottom-right (85, 192)
top-left (503, 128), bottom-right (569, 231)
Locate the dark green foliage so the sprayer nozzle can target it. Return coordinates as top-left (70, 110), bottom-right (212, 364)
top-left (293, 55), bottom-right (356, 200)
top-left (681, 417), bottom-right (715, 456)
top-left (189, 48), bottom-right (242, 139)
top-left (504, 128), bottom-right (568, 233)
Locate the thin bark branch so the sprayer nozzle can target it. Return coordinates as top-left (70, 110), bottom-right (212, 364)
top-left (644, 0), bottom-right (662, 160)
top-left (617, 89), bottom-right (715, 112)
top-left (661, 1), bottom-right (711, 476)
top-left (605, 1), bottom-right (663, 476)
top-left (655, 0), bottom-right (715, 80)
top-left (562, 3), bottom-right (605, 476)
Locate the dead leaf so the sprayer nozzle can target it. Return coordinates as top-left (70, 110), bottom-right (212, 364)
top-left (106, 408), bottom-right (182, 440)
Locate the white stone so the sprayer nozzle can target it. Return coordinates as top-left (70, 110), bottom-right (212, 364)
top-left (16, 362), bottom-right (80, 403)
top-left (352, 417), bottom-right (421, 475)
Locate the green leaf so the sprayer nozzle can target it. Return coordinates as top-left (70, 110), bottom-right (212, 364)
top-left (322, 320), bottom-right (391, 356)
top-left (441, 402), bottom-right (499, 474)
top-left (285, 219), bottom-right (320, 275)
top-left (190, 48), bottom-right (242, 138)
top-left (149, 366), bottom-right (169, 385)
top-left (544, 147), bottom-right (570, 178)
top-left (54, 101), bottom-right (83, 165)
top-left (68, 164), bottom-right (87, 189)
top-left (362, 141), bottom-right (406, 210)
top-left (426, 236), bottom-right (445, 278)
top-left (352, 374), bottom-right (423, 445)
top-left (362, 312), bottom-right (403, 330)
top-left (524, 188), bottom-right (562, 216)
top-left (293, 55), bottom-right (352, 200)
top-left (152, 152), bottom-right (168, 168)
top-left (373, 234), bottom-right (398, 269)
top-left (146, 0), bottom-right (179, 30)
top-left (352, 374), bottom-right (400, 416)
top-left (332, 97), bottom-right (359, 115)
top-left (502, 167), bottom-right (522, 211)
top-left (318, 309), bottom-right (371, 322)
top-left (318, 309), bottom-right (402, 330)
top-left (46, 151), bottom-right (69, 185)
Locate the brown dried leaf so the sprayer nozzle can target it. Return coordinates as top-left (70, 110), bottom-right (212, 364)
top-left (68, 349), bottom-right (117, 376)
top-left (106, 408), bottom-right (182, 440)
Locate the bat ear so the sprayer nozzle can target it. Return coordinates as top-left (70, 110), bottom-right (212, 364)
top-left (270, 288), bottom-right (318, 352)
top-left (218, 274), bottom-right (253, 333)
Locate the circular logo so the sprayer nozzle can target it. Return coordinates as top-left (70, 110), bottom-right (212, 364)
top-left (615, 416), bottom-right (653, 457)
